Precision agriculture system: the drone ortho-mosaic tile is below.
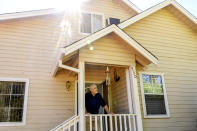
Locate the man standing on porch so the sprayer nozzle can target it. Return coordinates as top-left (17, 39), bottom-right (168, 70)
top-left (85, 84), bottom-right (110, 114)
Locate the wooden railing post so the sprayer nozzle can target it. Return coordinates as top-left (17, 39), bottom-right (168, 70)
top-left (126, 68), bottom-right (134, 114)
top-left (78, 60), bottom-right (85, 131)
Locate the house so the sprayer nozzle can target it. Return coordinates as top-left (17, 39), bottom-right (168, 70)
top-left (0, 0), bottom-right (197, 130)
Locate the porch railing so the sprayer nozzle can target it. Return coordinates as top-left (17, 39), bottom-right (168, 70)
top-left (85, 114), bottom-right (137, 131)
top-left (51, 115), bottom-right (79, 131)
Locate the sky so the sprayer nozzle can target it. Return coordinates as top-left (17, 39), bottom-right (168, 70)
top-left (0, 0), bottom-right (197, 18)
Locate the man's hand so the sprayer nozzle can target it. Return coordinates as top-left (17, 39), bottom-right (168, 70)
top-left (104, 105), bottom-right (113, 114)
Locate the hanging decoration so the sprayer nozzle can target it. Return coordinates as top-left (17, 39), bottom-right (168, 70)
top-left (105, 66), bottom-right (110, 86)
top-left (114, 68), bottom-right (120, 82)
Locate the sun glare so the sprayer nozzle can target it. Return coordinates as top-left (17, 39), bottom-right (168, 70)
top-left (55, 0), bottom-right (88, 12)
top-left (55, 0), bottom-right (88, 49)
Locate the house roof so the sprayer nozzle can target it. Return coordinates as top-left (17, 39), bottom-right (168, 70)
top-left (0, 0), bottom-right (141, 21)
top-left (63, 24), bottom-right (158, 65)
top-left (0, 8), bottom-right (60, 21)
top-left (118, 0), bottom-right (197, 29)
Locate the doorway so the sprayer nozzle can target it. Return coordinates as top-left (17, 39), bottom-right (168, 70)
top-left (85, 83), bottom-right (104, 114)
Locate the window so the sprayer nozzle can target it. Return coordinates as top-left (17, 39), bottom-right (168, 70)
top-left (80, 12), bottom-right (104, 34)
top-left (0, 78), bottom-right (29, 126)
top-left (139, 73), bottom-right (170, 118)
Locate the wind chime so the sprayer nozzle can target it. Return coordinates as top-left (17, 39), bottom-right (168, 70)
top-left (105, 66), bottom-right (110, 86)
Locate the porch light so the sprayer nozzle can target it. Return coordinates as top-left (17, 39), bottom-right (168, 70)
top-left (106, 66), bottom-right (110, 86)
top-left (89, 45), bottom-right (94, 51)
top-left (87, 40), bottom-right (94, 50)
top-left (66, 81), bottom-right (71, 91)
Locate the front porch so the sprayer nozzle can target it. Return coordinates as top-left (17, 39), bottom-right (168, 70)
top-left (52, 63), bottom-right (140, 131)
top-left (50, 25), bottom-right (158, 131)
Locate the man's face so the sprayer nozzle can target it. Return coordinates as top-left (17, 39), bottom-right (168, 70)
top-left (90, 85), bottom-right (98, 94)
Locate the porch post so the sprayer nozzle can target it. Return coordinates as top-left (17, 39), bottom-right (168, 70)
top-left (129, 66), bottom-right (143, 131)
top-left (126, 69), bottom-right (134, 114)
top-left (78, 60), bottom-right (85, 131)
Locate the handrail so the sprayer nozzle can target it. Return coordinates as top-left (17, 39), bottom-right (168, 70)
top-left (51, 115), bottom-right (79, 131)
top-left (85, 113), bottom-right (136, 116)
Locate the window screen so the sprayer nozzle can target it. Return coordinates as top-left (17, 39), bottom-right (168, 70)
top-left (0, 81), bottom-right (25, 122)
top-left (92, 14), bottom-right (103, 33)
top-left (80, 13), bottom-right (103, 34)
top-left (80, 13), bottom-right (91, 34)
top-left (141, 74), bottom-right (168, 116)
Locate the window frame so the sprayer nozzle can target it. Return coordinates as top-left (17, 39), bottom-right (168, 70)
top-left (0, 78), bottom-right (29, 126)
top-left (79, 11), bottom-right (105, 35)
top-left (139, 72), bottom-right (170, 118)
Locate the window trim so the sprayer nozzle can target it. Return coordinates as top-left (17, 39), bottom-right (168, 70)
top-left (139, 72), bottom-right (170, 118)
top-left (0, 78), bottom-right (29, 126)
top-left (79, 11), bottom-right (105, 35)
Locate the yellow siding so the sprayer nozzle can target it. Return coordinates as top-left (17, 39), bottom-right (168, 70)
top-left (111, 68), bottom-right (129, 113)
top-left (79, 33), bottom-right (136, 66)
top-left (0, 15), bottom-right (76, 131)
top-left (124, 7), bottom-right (197, 131)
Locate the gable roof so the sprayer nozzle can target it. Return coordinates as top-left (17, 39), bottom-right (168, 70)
top-left (0, 0), bottom-right (140, 21)
top-left (63, 24), bottom-right (158, 65)
top-left (118, 0), bottom-right (197, 29)
top-left (0, 8), bottom-right (60, 21)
